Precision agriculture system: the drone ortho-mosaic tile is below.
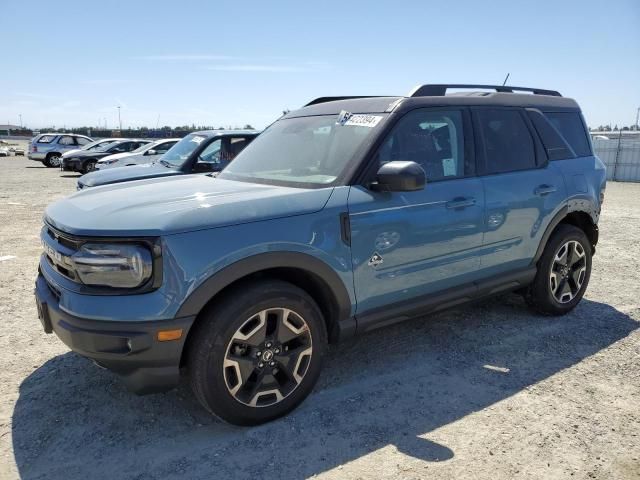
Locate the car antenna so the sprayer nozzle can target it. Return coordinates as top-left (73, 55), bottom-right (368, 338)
top-left (502, 73), bottom-right (510, 86)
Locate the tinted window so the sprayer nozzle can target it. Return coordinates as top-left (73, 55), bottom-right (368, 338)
top-left (58, 136), bottom-right (75, 145)
top-left (526, 110), bottom-right (574, 161)
top-left (477, 109), bottom-right (536, 174)
top-left (377, 109), bottom-right (467, 181)
top-left (155, 141), bottom-right (176, 154)
top-left (76, 137), bottom-right (91, 146)
top-left (37, 135), bottom-right (56, 144)
top-left (544, 111), bottom-right (591, 157)
top-left (197, 139), bottom-right (223, 164)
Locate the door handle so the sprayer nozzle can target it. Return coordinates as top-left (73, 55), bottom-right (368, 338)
top-left (446, 197), bottom-right (476, 209)
top-left (534, 184), bottom-right (557, 196)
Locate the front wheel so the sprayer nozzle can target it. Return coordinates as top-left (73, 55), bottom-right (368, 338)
top-left (187, 280), bottom-right (327, 425)
top-left (526, 224), bottom-right (592, 316)
top-left (83, 160), bottom-right (97, 173)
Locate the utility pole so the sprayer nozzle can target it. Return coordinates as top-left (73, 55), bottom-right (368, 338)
top-left (635, 107), bottom-right (639, 131)
top-left (19, 114), bottom-right (22, 128)
top-left (117, 106), bottom-right (122, 131)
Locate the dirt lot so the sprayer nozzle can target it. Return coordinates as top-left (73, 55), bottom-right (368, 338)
top-left (0, 145), bottom-right (638, 480)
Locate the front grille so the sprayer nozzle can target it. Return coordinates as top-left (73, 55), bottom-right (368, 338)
top-left (43, 224), bottom-right (81, 282)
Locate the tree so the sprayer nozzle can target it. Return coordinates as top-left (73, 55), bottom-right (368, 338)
top-left (243, 124), bottom-right (254, 130)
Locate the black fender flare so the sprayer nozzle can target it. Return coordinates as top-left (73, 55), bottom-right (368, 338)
top-left (531, 206), bottom-right (568, 264)
top-left (175, 251), bottom-right (353, 325)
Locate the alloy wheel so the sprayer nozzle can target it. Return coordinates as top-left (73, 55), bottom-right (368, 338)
top-left (49, 155), bottom-right (61, 167)
top-left (549, 240), bottom-right (587, 304)
top-left (223, 308), bottom-right (313, 407)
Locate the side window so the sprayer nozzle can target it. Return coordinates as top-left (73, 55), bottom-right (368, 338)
top-left (76, 137), bottom-right (91, 146)
top-left (476, 109), bottom-right (536, 174)
top-left (155, 141), bottom-right (176, 154)
top-left (109, 143), bottom-right (129, 153)
top-left (526, 109), bottom-right (575, 161)
top-left (544, 111), bottom-right (591, 157)
top-left (198, 139), bottom-right (223, 164)
top-left (223, 137), bottom-right (250, 161)
top-left (58, 136), bottom-right (75, 146)
top-left (376, 109), bottom-right (468, 181)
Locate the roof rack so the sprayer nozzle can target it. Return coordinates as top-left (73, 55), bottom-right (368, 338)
top-left (304, 96), bottom-right (386, 107)
top-left (409, 84), bottom-right (562, 97)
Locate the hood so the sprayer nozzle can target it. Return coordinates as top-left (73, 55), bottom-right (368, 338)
top-left (80, 163), bottom-right (179, 187)
top-left (62, 148), bottom-right (82, 158)
top-left (67, 150), bottom-right (112, 160)
top-left (97, 152), bottom-right (135, 163)
top-left (45, 176), bottom-right (334, 236)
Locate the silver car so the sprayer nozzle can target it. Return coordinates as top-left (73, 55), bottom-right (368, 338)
top-left (96, 138), bottom-right (180, 170)
top-left (61, 138), bottom-right (121, 160)
top-left (28, 133), bottom-right (93, 167)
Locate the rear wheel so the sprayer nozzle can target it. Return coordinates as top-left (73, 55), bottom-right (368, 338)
top-left (188, 280), bottom-right (327, 425)
top-left (45, 153), bottom-right (62, 168)
top-left (526, 224), bottom-right (592, 315)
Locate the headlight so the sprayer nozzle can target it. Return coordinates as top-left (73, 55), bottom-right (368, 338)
top-left (71, 243), bottom-right (153, 288)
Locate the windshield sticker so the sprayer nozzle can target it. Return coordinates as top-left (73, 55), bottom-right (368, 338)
top-left (344, 114), bottom-right (383, 128)
top-left (336, 110), bottom-right (352, 125)
top-left (191, 136), bottom-right (205, 144)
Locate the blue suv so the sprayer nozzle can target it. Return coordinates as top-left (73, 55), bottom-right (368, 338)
top-left (35, 84), bottom-right (606, 425)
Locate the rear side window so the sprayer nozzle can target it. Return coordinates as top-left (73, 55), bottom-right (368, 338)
top-left (526, 109), bottom-right (574, 161)
top-left (37, 135), bottom-right (56, 144)
top-left (76, 137), bottom-right (91, 146)
top-left (476, 109), bottom-right (536, 174)
top-left (544, 111), bottom-right (591, 157)
top-left (58, 136), bottom-right (75, 146)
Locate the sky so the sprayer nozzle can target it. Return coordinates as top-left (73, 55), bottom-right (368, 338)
top-left (1, 0), bottom-right (639, 130)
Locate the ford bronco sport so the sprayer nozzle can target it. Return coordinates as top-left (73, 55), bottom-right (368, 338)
top-left (35, 84), bottom-right (606, 425)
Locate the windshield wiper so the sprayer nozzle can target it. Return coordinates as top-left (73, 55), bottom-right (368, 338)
top-left (159, 160), bottom-right (173, 168)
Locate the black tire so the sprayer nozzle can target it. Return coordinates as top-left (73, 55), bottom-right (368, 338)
top-left (45, 153), bottom-right (61, 168)
top-left (83, 160), bottom-right (97, 174)
top-left (526, 224), bottom-right (592, 316)
top-left (187, 280), bottom-right (327, 425)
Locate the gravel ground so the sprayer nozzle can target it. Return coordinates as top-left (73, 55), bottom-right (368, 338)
top-left (0, 145), bottom-right (638, 480)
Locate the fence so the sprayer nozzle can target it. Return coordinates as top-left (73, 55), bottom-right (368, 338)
top-left (591, 132), bottom-right (640, 182)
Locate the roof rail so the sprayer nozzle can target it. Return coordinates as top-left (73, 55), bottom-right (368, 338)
top-left (409, 84), bottom-right (562, 97)
top-left (304, 96), bottom-right (385, 107)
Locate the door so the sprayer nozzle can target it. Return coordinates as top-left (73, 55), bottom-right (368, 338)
top-left (349, 108), bottom-right (485, 314)
top-left (472, 107), bottom-right (567, 276)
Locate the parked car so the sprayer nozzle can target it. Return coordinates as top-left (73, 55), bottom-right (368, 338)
top-left (35, 84), bottom-right (605, 425)
top-left (11, 147), bottom-right (25, 156)
top-left (62, 139), bottom-right (151, 174)
top-left (28, 133), bottom-right (93, 167)
top-left (78, 131), bottom-right (257, 188)
top-left (61, 138), bottom-right (122, 159)
top-left (0, 147), bottom-right (9, 157)
top-left (95, 138), bottom-right (181, 170)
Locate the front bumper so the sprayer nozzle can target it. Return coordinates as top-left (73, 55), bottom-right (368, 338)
top-left (62, 158), bottom-right (83, 172)
top-left (35, 274), bottom-right (196, 394)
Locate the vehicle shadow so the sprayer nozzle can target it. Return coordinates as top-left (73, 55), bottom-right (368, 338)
top-left (11, 296), bottom-right (638, 479)
top-left (59, 174), bottom-right (81, 178)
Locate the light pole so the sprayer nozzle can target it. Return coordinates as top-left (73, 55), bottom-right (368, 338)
top-left (117, 106), bottom-right (122, 131)
top-left (635, 107), bottom-right (639, 131)
top-left (19, 114), bottom-right (22, 128)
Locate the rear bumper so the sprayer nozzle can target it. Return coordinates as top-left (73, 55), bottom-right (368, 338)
top-left (28, 153), bottom-right (45, 161)
top-left (35, 274), bottom-right (196, 394)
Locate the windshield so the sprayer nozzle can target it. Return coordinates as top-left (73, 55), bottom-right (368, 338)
top-left (159, 133), bottom-right (209, 167)
top-left (219, 114), bottom-right (386, 187)
top-left (85, 140), bottom-right (117, 151)
top-left (95, 141), bottom-right (121, 152)
top-left (132, 142), bottom-right (152, 153)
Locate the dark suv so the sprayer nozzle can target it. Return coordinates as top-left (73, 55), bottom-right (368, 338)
top-left (35, 84), bottom-right (605, 425)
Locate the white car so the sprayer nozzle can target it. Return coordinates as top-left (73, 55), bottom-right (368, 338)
top-left (0, 147), bottom-right (9, 157)
top-left (96, 138), bottom-right (180, 170)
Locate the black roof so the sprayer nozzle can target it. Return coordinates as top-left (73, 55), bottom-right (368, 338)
top-left (286, 84), bottom-right (579, 119)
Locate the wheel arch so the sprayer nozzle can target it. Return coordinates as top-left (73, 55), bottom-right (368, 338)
top-left (177, 252), bottom-right (354, 365)
top-left (532, 206), bottom-right (599, 264)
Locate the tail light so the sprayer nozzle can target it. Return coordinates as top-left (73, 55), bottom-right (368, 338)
top-left (33, 145), bottom-right (37, 152)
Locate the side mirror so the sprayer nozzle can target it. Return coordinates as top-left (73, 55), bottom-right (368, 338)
top-left (371, 161), bottom-right (426, 192)
top-left (146, 149), bottom-right (157, 156)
